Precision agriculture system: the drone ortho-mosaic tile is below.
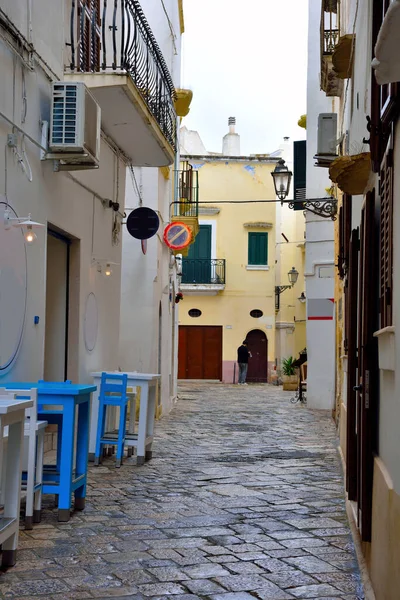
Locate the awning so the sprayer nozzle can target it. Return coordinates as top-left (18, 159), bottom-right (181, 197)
top-left (372, 0), bottom-right (400, 85)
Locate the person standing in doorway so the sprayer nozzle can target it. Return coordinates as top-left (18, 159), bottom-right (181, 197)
top-left (237, 340), bottom-right (251, 384)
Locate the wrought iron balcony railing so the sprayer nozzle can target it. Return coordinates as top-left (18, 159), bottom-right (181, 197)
top-left (181, 259), bottom-right (226, 285)
top-left (323, 28), bottom-right (340, 55)
top-left (172, 167), bottom-right (199, 218)
top-left (69, 0), bottom-right (177, 150)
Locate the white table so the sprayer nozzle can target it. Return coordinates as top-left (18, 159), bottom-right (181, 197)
top-left (0, 396), bottom-right (33, 567)
top-left (90, 372), bottom-right (160, 465)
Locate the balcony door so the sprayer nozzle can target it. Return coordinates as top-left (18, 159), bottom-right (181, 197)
top-left (182, 225), bottom-right (211, 284)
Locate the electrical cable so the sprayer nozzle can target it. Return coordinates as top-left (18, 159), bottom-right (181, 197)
top-left (128, 165), bottom-right (143, 206)
top-left (160, 0), bottom-right (178, 55)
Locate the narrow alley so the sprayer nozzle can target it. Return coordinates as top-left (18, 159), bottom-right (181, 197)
top-left (0, 385), bottom-right (363, 600)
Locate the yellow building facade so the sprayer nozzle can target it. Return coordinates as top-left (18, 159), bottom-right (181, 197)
top-left (178, 124), bottom-right (306, 383)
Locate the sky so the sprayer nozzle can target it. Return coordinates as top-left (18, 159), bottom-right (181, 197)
top-left (181, 0), bottom-right (309, 156)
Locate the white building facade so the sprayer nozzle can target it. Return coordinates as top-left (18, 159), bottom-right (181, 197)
top-left (118, 0), bottom-right (186, 416)
top-left (304, 0), bottom-right (337, 410)
top-left (0, 1), bottom-right (180, 402)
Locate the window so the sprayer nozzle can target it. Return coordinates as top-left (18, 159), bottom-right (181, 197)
top-left (77, 0), bottom-right (101, 72)
top-left (370, 0), bottom-right (400, 171)
top-left (250, 309), bottom-right (263, 318)
top-left (188, 309), bottom-right (202, 318)
top-left (248, 232), bottom-right (268, 265)
top-left (380, 146), bottom-right (393, 328)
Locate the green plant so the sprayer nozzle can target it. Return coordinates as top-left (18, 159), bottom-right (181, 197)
top-left (282, 356), bottom-right (296, 376)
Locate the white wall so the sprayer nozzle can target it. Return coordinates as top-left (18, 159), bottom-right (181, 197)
top-left (119, 167), bottom-right (178, 414)
top-left (0, 5), bottom-right (126, 385)
top-left (305, 0), bottom-right (336, 409)
top-left (118, 0), bottom-right (181, 414)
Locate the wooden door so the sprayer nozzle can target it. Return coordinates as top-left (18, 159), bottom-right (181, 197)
top-left (346, 228), bottom-right (359, 501)
top-left (178, 326), bottom-right (222, 380)
top-left (182, 225), bottom-right (212, 283)
top-left (356, 192), bottom-right (379, 541)
top-left (246, 329), bottom-right (268, 383)
top-left (44, 232), bottom-right (70, 381)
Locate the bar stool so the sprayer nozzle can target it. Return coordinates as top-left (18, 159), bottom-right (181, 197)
top-left (94, 373), bottom-right (129, 468)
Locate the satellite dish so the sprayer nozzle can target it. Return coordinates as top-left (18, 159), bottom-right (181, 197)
top-left (126, 207), bottom-right (160, 240)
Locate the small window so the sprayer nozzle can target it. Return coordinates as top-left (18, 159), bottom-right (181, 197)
top-left (248, 232), bottom-right (268, 265)
top-left (188, 309), bottom-right (202, 318)
top-left (250, 309), bottom-right (263, 318)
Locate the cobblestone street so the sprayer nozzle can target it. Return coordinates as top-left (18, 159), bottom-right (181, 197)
top-left (0, 384), bottom-right (364, 600)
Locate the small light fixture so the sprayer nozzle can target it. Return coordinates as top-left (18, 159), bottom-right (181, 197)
top-left (25, 225), bottom-right (37, 244)
top-left (3, 210), bottom-right (44, 244)
top-left (91, 258), bottom-right (118, 277)
top-left (288, 266), bottom-right (299, 286)
top-left (271, 159), bottom-right (292, 202)
top-left (104, 263), bottom-right (113, 277)
top-left (298, 291), bottom-right (306, 303)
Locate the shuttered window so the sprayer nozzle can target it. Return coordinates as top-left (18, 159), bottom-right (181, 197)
top-left (370, 0), bottom-right (400, 171)
top-left (77, 0), bottom-right (101, 72)
top-left (248, 233), bottom-right (268, 265)
top-left (380, 148), bottom-right (393, 328)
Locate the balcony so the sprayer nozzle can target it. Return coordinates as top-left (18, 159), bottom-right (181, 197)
top-left (180, 259), bottom-right (226, 295)
top-left (65, 0), bottom-right (176, 166)
top-left (320, 0), bottom-right (343, 97)
top-left (171, 164), bottom-right (199, 253)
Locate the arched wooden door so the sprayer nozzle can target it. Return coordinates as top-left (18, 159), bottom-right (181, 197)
top-left (246, 329), bottom-right (268, 383)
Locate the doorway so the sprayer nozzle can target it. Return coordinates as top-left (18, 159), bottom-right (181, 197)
top-left (44, 230), bottom-right (70, 381)
top-left (346, 191), bottom-right (379, 542)
top-left (246, 329), bottom-right (268, 383)
top-left (178, 325), bottom-right (222, 380)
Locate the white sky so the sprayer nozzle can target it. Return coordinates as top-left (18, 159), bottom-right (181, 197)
top-left (181, 0), bottom-right (308, 155)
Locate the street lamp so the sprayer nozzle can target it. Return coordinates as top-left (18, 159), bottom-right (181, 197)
top-left (271, 159), bottom-right (292, 202)
top-left (275, 266), bottom-right (299, 311)
top-left (287, 266), bottom-right (299, 286)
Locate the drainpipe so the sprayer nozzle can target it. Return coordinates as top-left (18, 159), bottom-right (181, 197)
top-left (27, 0), bottom-right (33, 43)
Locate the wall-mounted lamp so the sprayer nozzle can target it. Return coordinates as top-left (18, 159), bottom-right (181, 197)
top-left (3, 210), bottom-right (45, 244)
top-left (91, 258), bottom-right (118, 278)
top-left (275, 266), bottom-right (299, 311)
top-left (298, 292), bottom-right (306, 303)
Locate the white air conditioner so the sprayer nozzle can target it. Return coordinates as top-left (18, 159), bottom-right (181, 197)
top-left (314, 113), bottom-right (338, 168)
top-left (48, 82), bottom-right (101, 169)
top-left (317, 113), bottom-right (337, 155)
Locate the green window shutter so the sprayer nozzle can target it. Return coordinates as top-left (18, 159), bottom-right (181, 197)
top-left (248, 232), bottom-right (268, 265)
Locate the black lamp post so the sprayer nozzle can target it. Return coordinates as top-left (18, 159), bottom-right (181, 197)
top-left (271, 159), bottom-right (292, 202)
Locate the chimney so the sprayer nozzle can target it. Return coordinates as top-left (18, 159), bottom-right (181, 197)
top-left (223, 116), bottom-right (240, 156)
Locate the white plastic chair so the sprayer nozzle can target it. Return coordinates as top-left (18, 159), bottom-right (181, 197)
top-left (0, 388), bottom-right (47, 529)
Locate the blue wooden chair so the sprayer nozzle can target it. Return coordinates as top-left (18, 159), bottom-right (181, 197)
top-left (94, 373), bottom-right (129, 468)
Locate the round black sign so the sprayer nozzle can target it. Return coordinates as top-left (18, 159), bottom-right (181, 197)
top-left (126, 207), bottom-right (160, 240)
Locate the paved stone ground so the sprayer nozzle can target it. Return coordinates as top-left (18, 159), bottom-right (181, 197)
top-left (0, 383), bottom-right (364, 600)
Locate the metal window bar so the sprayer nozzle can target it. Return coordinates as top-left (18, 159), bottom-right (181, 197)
top-left (70, 0), bottom-right (177, 150)
top-left (173, 168), bottom-right (199, 218)
top-left (320, 0), bottom-right (340, 56)
top-left (181, 259), bottom-right (226, 285)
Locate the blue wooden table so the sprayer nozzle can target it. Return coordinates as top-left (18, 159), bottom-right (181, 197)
top-left (5, 382), bottom-right (96, 522)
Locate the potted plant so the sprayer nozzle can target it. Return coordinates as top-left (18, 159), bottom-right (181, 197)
top-left (281, 356), bottom-right (298, 391)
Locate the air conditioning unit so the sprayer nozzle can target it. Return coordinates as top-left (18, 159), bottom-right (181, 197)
top-left (48, 82), bottom-right (101, 169)
top-left (314, 113), bottom-right (338, 167)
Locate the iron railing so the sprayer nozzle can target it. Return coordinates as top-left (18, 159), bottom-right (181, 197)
top-left (181, 259), bottom-right (226, 285)
top-left (323, 28), bottom-right (340, 54)
top-left (172, 166), bottom-right (199, 218)
top-left (69, 0), bottom-right (177, 150)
